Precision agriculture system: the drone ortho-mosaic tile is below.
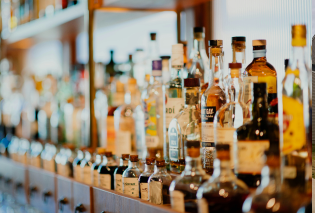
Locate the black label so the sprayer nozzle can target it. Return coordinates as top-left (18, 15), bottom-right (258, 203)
top-left (185, 92), bottom-right (199, 105)
top-left (169, 127), bottom-right (178, 148)
top-left (201, 106), bottom-right (216, 122)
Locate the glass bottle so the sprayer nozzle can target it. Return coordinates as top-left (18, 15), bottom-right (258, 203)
top-left (161, 56), bottom-right (171, 84)
top-left (144, 60), bottom-right (165, 160)
top-left (234, 83), bottom-right (279, 188)
top-left (279, 25), bottom-right (310, 192)
top-left (168, 78), bottom-right (201, 173)
top-left (139, 157), bottom-right (155, 200)
top-left (231, 36), bottom-right (246, 77)
top-left (122, 155), bottom-right (141, 198)
top-left (201, 40), bottom-right (227, 175)
top-left (209, 40), bottom-right (225, 89)
top-left (146, 33), bottom-right (160, 76)
top-left (114, 154), bottom-right (130, 193)
top-left (165, 44), bottom-right (185, 170)
top-left (91, 147), bottom-right (106, 187)
top-left (197, 144), bottom-right (249, 213)
top-left (242, 151), bottom-right (297, 213)
top-left (80, 148), bottom-right (94, 185)
top-left (188, 27), bottom-right (210, 94)
top-left (72, 147), bottom-right (85, 181)
top-left (169, 140), bottom-right (210, 212)
top-left (213, 63), bottom-right (250, 169)
top-left (105, 50), bottom-right (116, 77)
top-left (98, 151), bottom-right (117, 190)
top-left (94, 90), bottom-right (108, 148)
top-left (148, 159), bottom-right (172, 205)
top-left (244, 40), bottom-right (278, 119)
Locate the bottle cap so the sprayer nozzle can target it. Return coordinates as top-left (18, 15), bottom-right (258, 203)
top-left (184, 78), bottom-right (200, 87)
top-left (292, 25), bottom-right (306, 46)
top-left (121, 154), bottom-right (130, 160)
top-left (252, 39), bottom-right (266, 46)
top-left (171, 44), bottom-right (184, 66)
top-left (105, 151), bottom-right (112, 157)
top-left (228, 63), bottom-right (242, 69)
top-left (160, 56), bottom-right (171, 60)
top-left (253, 82), bottom-right (267, 97)
top-left (216, 144), bottom-right (230, 161)
top-left (96, 147), bottom-right (106, 155)
top-left (232, 36), bottom-right (246, 42)
top-left (152, 60), bottom-right (162, 76)
top-left (150, 33), bottom-right (157, 41)
top-left (193, 27), bottom-right (205, 33)
top-left (284, 59), bottom-right (289, 70)
top-left (180, 41), bottom-right (187, 47)
top-left (145, 158), bottom-right (155, 165)
top-left (129, 54), bottom-right (132, 60)
top-left (209, 40), bottom-right (223, 47)
top-left (156, 159), bottom-right (165, 167)
top-left (130, 155), bottom-right (138, 162)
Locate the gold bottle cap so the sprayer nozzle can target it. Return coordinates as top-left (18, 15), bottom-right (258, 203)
top-left (252, 39), bottom-right (266, 46)
top-left (292, 25), bottom-right (306, 47)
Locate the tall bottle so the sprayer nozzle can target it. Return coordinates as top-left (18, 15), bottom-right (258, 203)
top-left (144, 60), bottom-right (165, 160)
top-left (105, 50), bottom-right (116, 77)
top-left (201, 40), bottom-right (226, 175)
top-left (188, 27), bottom-right (210, 94)
top-left (169, 140), bottom-right (210, 212)
top-left (234, 83), bottom-right (279, 188)
top-left (146, 33), bottom-right (160, 76)
top-left (280, 25), bottom-right (310, 192)
top-left (214, 63), bottom-right (250, 168)
top-left (168, 78), bottom-right (201, 173)
top-left (244, 40), bottom-right (277, 118)
top-left (122, 155), bottom-right (141, 197)
top-left (165, 44), bottom-right (185, 170)
top-left (231, 37), bottom-right (246, 77)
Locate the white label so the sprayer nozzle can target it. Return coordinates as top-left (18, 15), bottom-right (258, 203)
top-left (83, 167), bottom-right (92, 185)
top-left (243, 76), bottom-right (258, 105)
top-left (75, 165), bottom-right (81, 181)
top-left (123, 178), bottom-right (139, 197)
top-left (116, 131), bottom-right (131, 158)
top-left (201, 123), bottom-right (214, 142)
top-left (149, 182), bottom-right (163, 205)
top-left (170, 190), bottom-right (185, 212)
top-left (145, 136), bottom-right (159, 147)
top-left (283, 166), bottom-right (297, 179)
top-left (93, 170), bottom-right (99, 186)
top-left (198, 198), bottom-right (209, 213)
top-left (99, 174), bottom-right (111, 189)
top-left (165, 98), bottom-right (185, 127)
top-left (237, 140), bottom-right (269, 173)
top-left (215, 128), bottom-right (236, 168)
top-left (140, 183), bottom-right (149, 200)
top-left (115, 174), bottom-right (123, 193)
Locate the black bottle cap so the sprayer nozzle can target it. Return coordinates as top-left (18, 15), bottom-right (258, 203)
top-left (209, 40), bottom-right (223, 47)
top-left (150, 33), bottom-right (156, 40)
top-left (215, 144), bottom-right (230, 151)
top-left (160, 56), bottom-right (171, 59)
top-left (232, 36), bottom-right (246, 42)
top-left (284, 59), bottom-right (289, 70)
top-left (185, 140), bottom-right (200, 148)
top-left (194, 27), bottom-right (205, 33)
top-left (253, 82), bottom-right (267, 96)
top-left (184, 78), bottom-right (200, 87)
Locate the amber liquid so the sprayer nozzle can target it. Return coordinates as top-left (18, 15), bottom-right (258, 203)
top-left (170, 159), bottom-right (185, 173)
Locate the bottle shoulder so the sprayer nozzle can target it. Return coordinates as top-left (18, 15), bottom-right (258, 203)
top-left (245, 59), bottom-right (277, 77)
top-left (203, 85), bottom-right (226, 97)
top-left (198, 178), bottom-right (249, 194)
top-left (122, 167), bottom-right (141, 178)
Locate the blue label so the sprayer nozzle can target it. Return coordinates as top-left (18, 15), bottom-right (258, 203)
top-left (169, 127), bottom-right (178, 148)
top-left (170, 149), bottom-right (178, 160)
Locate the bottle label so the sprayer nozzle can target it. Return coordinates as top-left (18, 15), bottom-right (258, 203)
top-left (237, 140), bottom-right (270, 174)
top-left (116, 130), bottom-right (131, 157)
top-left (282, 96), bottom-right (305, 155)
top-left (149, 181), bottom-right (163, 204)
top-left (165, 97), bottom-right (184, 127)
top-left (283, 166), bottom-right (297, 179)
top-left (47, 160), bottom-right (55, 173)
top-left (201, 106), bottom-right (216, 122)
top-left (201, 123), bottom-right (214, 142)
top-left (214, 128), bottom-right (236, 168)
top-left (140, 183), bottom-right (149, 200)
top-left (75, 165), bottom-right (81, 181)
top-left (115, 174), bottom-right (123, 193)
top-left (170, 190), bottom-right (185, 212)
top-left (169, 127), bottom-right (179, 161)
top-left (198, 198), bottom-right (209, 213)
top-left (93, 170), bottom-right (99, 186)
top-left (123, 178), bottom-right (139, 197)
top-left (185, 91), bottom-right (199, 105)
top-left (83, 167), bottom-right (92, 185)
top-left (144, 99), bottom-right (159, 147)
top-left (99, 174), bottom-right (111, 189)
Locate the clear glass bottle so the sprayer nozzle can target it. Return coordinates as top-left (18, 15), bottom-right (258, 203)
top-left (91, 147), bottom-right (106, 187)
top-left (231, 37), bottom-right (246, 77)
top-left (139, 158), bottom-right (155, 200)
top-left (148, 159), bottom-right (172, 205)
top-left (213, 63), bottom-right (250, 169)
top-left (114, 154), bottom-right (130, 193)
top-left (168, 78), bottom-right (201, 173)
top-left (234, 83), bottom-right (279, 188)
top-left (242, 151), bottom-right (297, 213)
top-left (80, 148), bottom-right (94, 185)
top-left (94, 90), bottom-right (108, 148)
top-left (279, 25), bottom-right (310, 192)
top-left (98, 151), bottom-right (118, 190)
top-left (144, 60), bottom-right (165, 160)
top-left (122, 155), bottom-right (141, 198)
top-left (188, 27), bottom-right (210, 95)
top-left (165, 44), bottom-right (185, 170)
top-left (244, 40), bottom-right (278, 118)
top-left (169, 140), bottom-right (210, 212)
top-left (146, 32), bottom-right (160, 76)
top-left (197, 144), bottom-right (249, 213)
top-left (201, 40), bottom-right (227, 175)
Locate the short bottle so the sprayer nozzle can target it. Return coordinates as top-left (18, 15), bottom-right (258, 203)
top-left (98, 151), bottom-right (117, 190)
top-left (169, 140), bottom-right (210, 212)
top-left (91, 147), bottom-right (106, 187)
top-left (80, 148), bottom-right (94, 184)
top-left (197, 144), bottom-right (249, 213)
top-left (114, 154), bottom-right (130, 193)
top-left (72, 147), bottom-right (86, 181)
top-left (148, 159), bottom-right (172, 205)
top-left (139, 158), bottom-right (155, 200)
top-left (122, 155), bottom-right (141, 197)
top-left (234, 83), bottom-right (279, 188)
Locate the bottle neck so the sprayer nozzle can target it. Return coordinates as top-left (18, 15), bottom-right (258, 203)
top-left (212, 159), bottom-right (233, 179)
top-left (144, 164), bottom-right (154, 172)
top-left (210, 47), bottom-right (224, 89)
top-left (110, 52), bottom-right (114, 62)
top-left (251, 94), bottom-right (268, 120)
top-left (149, 40), bottom-right (159, 59)
top-left (183, 156), bottom-right (204, 175)
top-left (229, 76), bottom-right (243, 103)
top-left (152, 75), bottom-right (163, 84)
top-left (193, 37), bottom-right (205, 53)
top-left (253, 49), bottom-right (266, 59)
top-left (154, 165), bottom-right (167, 174)
top-left (170, 67), bottom-right (183, 81)
top-left (119, 159), bottom-right (129, 166)
top-left (128, 160), bottom-right (138, 168)
top-left (259, 165), bottom-right (282, 192)
top-left (289, 46), bottom-right (307, 72)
